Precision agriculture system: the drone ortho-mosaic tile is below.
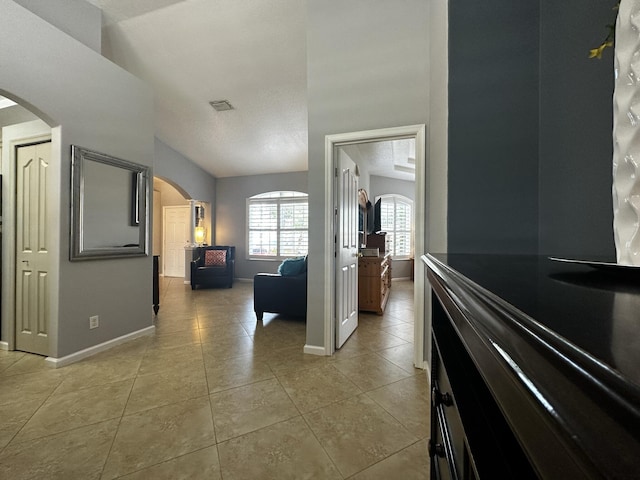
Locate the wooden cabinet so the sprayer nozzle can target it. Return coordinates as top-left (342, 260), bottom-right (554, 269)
top-left (358, 253), bottom-right (391, 314)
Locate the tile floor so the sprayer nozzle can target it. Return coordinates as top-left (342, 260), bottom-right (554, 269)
top-left (0, 278), bottom-right (430, 479)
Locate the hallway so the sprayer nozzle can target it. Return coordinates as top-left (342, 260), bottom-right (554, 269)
top-left (0, 278), bottom-right (429, 479)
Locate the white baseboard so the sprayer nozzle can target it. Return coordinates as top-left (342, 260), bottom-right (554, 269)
top-left (0, 341), bottom-right (8, 351)
top-left (45, 325), bottom-right (155, 368)
top-left (304, 344), bottom-right (327, 356)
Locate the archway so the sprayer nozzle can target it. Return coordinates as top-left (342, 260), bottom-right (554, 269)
top-left (153, 176), bottom-right (211, 282)
top-left (0, 93), bottom-right (56, 354)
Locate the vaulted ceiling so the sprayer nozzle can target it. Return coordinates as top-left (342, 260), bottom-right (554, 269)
top-left (90, 0), bottom-right (306, 178)
top-left (84, 1), bottom-right (414, 181)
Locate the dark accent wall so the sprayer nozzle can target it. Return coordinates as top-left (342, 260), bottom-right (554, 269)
top-left (447, 1), bottom-right (615, 257)
top-left (538, 0), bottom-right (615, 258)
top-left (448, 1), bottom-right (540, 254)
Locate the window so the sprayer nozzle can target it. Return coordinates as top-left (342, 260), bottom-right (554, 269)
top-left (247, 191), bottom-right (308, 259)
top-left (378, 194), bottom-right (413, 259)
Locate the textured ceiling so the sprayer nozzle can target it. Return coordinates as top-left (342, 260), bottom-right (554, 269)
top-left (341, 139), bottom-right (416, 182)
top-left (86, 0), bottom-right (189, 26)
top-left (94, 0), bottom-right (307, 178)
top-left (84, 0), bottom-right (410, 181)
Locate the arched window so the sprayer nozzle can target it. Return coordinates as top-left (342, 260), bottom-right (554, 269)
top-left (378, 194), bottom-right (413, 259)
top-left (247, 191), bottom-right (308, 259)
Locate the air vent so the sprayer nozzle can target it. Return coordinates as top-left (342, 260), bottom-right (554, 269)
top-left (209, 100), bottom-right (234, 112)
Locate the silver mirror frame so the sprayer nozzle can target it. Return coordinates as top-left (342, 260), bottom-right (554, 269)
top-left (70, 145), bottom-right (150, 261)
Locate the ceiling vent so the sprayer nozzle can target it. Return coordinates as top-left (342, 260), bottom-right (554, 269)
top-left (209, 100), bottom-right (234, 112)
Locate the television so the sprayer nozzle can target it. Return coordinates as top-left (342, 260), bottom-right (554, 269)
top-left (366, 200), bottom-right (375, 234)
top-left (372, 198), bottom-right (381, 233)
top-left (359, 198), bottom-right (382, 235)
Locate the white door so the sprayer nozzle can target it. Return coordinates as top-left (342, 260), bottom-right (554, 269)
top-left (152, 189), bottom-right (162, 256)
top-left (15, 141), bottom-right (51, 356)
top-left (336, 151), bottom-right (359, 348)
top-left (163, 206), bottom-right (190, 277)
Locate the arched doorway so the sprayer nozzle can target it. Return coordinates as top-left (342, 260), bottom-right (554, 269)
top-left (153, 177), bottom-right (211, 282)
top-left (0, 94), bottom-right (55, 355)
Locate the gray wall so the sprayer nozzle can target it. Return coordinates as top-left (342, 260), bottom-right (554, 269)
top-left (369, 175), bottom-right (415, 202)
top-left (538, 0), bottom-right (615, 258)
top-left (448, 0), bottom-right (540, 254)
top-left (155, 180), bottom-right (190, 207)
top-left (1, 0), bottom-right (154, 357)
top-left (338, 147), bottom-right (370, 194)
top-left (428, 0), bottom-right (449, 256)
top-left (154, 138), bottom-right (216, 206)
top-left (0, 104), bottom-right (38, 128)
top-left (154, 138), bottom-right (216, 241)
top-left (215, 171), bottom-right (308, 280)
top-left (307, 0), bottom-right (429, 349)
top-left (447, 0), bottom-right (616, 258)
top-left (13, 0), bottom-right (102, 52)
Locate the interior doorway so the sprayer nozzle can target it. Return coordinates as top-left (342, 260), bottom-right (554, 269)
top-left (340, 137), bottom-right (417, 282)
top-left (15, 140), bottom-right (52, 356)
top-left (1, 116), bottom-right (53, 355)
top-left (325, 125), bottom-right (427, 369)
top-left (153, 177), bottom-right (192, 279)
top-left (163, 205), bottom-right (190, 278)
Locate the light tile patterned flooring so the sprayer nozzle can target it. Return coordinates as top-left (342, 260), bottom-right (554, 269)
top-left (0, 278), bottom-right (430, 479)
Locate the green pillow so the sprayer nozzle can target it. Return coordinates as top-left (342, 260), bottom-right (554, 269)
top-left (278, 256), bottom-right (307, 276)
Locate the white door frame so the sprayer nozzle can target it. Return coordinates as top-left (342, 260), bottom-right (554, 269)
top-left (1, 120), bottom-right (52, 353)
top-left (323, 124), bottom-right (427, 368)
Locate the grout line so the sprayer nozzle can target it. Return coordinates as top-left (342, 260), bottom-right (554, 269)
top-left (2, 276), bottom-right (423, 478)
top-left (0, 393), bottom-right (50, 455)
top-left (98, 363), bottom-right (140, 479)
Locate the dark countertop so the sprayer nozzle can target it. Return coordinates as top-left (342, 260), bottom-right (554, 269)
top-left (428, 253), bottom-right (640, 388)
top-left (424, 253), bottom-right (640, 479)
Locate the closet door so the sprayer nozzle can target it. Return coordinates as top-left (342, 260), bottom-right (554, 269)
top-left (15, 141), bottom-right (51, 356)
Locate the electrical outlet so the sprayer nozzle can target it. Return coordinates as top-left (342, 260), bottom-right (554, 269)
top-left (89, 315), bottom-right (99, 329)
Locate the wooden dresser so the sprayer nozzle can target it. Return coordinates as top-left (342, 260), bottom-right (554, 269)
top-left (358, 253), bottom-right (391, 314)
top-left (423, 253), bottom-right (640, 479)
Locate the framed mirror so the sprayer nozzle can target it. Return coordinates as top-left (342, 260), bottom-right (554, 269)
top-left (70, 145), bottom-right (150, 260)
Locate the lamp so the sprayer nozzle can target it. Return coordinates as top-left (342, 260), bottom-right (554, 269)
top-left (195, 226), bottom-right (206, 245)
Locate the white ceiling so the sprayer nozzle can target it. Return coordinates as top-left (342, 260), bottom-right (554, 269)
top-left (7, 1), bottom-right (414, 182)
top-left (86, 0), bottom-right (189, 26)
top-left (90, 0), bottom-right (307, 178)
top-left (341, 139), bottom-right (416, 182)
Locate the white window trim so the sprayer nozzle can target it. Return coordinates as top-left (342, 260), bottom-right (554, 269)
top-left (376, 194), bottom-right (414, 260)
top-left (246, 191), bottom-right (309, 260)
